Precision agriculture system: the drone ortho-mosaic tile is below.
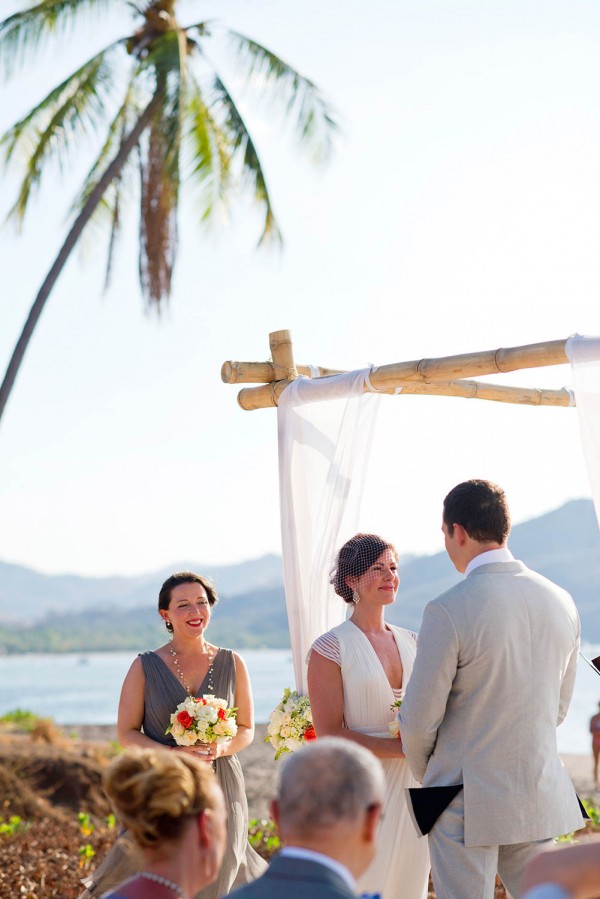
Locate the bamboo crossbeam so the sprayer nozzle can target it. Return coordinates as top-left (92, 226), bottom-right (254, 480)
top-left (221, 361), bottom-right (343, 384)
top-left (224, 340), bottom-right (568, 387)
top-left (369, 339), bottom-right (568, 386)
top-left (227, 335), bottom-right (574, 411)
top-left (236, 378), bottom-right (573, 411)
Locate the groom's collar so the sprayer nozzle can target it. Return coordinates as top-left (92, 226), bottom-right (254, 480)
top-left (465, 547), bottom-right (514, 576)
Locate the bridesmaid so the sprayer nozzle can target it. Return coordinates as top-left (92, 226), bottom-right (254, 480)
top-left (80, 571), bottom-right (266, 899)
top-left (307, 533), bottom-right (430, 899)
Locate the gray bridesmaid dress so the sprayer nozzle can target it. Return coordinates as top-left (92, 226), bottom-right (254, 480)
top-left (79, 648), bottom-right (266, 898)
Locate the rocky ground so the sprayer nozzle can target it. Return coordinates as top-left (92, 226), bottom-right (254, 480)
top-left (0, 720), bottom-right (598, 899)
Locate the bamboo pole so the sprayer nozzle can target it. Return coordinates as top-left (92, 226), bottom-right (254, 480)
top-left (229, 337), bottom-right (574, 410)
top-left (221, 360), bottom-right (342, 384)
top-left (236, 378), bottom-right (573, 411)
top-left (369, 338), bottom-right (568, 386)
top-left (224, 339), bottom-right (568, 386)
top-left (269, 330), bottom-right (298, 382)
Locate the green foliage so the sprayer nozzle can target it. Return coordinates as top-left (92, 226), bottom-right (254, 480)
top-left (0, 815), bottom-right (26, 838)
top-left (78, 843), bottom-right (95, 868)
top-left (582, 798), bottom-right (600, 829)
top-left (555, 798), bottom-right (600, 843)
top-left (554, 831), bottom-right (576, 843)
top-left (0, 602), bottom-right (292, 653)
top-left (248, 818), bottom-right (280, 860)
top-left (0, 708), bottom-right (38, 729)
top-left (0, 0), bottom-right (337, 309)
top-left (78, 812), bottom-right (95, 836)
top-left (104, 813), bottom-right (116, 830)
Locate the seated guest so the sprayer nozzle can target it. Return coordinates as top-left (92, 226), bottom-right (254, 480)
top-left (230, 737), bottom-right (385, 899)
top-left (521, 839), bottom-right (600, 899)
top-left (101, 747), bottom-right (227, 899)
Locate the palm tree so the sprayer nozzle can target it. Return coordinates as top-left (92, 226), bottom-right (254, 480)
top-left (0, 0), bottom-right (337, 425)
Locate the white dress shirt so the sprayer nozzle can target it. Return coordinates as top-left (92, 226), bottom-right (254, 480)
top-left (465, 547), bottom-right (514, 577)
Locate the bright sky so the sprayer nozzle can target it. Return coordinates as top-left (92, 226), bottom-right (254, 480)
top-left (1, 0), bottom-right (599, 577)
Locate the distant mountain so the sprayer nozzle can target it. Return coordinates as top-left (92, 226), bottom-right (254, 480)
top-left (386, 498), bottom-right (600, 638)
top-left (0, 553), bottom-right (283, 623)
top-left (0, 500), bottom-right (598, 652)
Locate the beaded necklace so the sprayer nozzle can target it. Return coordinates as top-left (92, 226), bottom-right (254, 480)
top-left (169, 642), bottom-right (215, 696)
top-left (136, 871), bottom-right (186, 897)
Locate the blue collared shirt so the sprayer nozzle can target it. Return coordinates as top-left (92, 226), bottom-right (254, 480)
top-left (279, 847), bottom-right (355, 891)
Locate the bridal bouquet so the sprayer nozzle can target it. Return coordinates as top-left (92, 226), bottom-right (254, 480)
top-left (166, 695), bottom-right (238, 746)
top-left (265, 688), bottom-right (316, 759)
top-left (388, 694), bottom-right (404, 739)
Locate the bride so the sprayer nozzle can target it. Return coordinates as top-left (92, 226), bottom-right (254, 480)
top-left (307, 533), bottom-right (430, 899)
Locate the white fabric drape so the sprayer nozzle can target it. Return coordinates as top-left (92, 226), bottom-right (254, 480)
top-left (277, 371), bottom-right (381, 693)
top-left (566, 335), bottom-right (600, 531)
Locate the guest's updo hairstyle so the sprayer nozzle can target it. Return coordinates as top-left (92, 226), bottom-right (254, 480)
top-left (103, 748), bottom-right (217, 849)
top-left (330, 533), bottom-right (398, 604)
top-left (159, 571), bottom-right (219, 633)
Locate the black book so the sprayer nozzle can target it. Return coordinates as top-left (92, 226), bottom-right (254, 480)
top-left (405, 784), bottom-right (463, 837)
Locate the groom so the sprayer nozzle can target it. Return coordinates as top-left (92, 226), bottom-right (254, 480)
top-left (399, 479), bottom-right (584, 899)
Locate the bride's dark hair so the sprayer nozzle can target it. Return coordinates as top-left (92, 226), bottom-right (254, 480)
top-left (330, 533), bottom-right (398, 604)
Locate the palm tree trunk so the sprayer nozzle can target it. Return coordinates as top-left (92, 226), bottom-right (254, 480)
top-left (0, 94), bottom-right (161, 428)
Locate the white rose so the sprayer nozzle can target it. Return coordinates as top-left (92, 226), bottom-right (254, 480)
top-left (170, 721), bottom-right (185, 738)
top-left (174, 729), bottom-right (198, 747)
top-left (209, 697), bottom-right (228, 710)
top-left (283, 737), bottom-right (303, 753)
top-left (269, 709), bottom-right (285, 729)
top-left (212, 720), bottom-right (230, 737)
top-left (196, 706), bottom-right (218, 724)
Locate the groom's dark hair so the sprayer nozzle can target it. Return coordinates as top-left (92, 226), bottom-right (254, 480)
top-left (443, 479), bottom-right (510, 544)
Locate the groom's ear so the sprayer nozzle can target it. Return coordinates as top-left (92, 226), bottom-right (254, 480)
top-left (453, 523), bottom-right (468, 547)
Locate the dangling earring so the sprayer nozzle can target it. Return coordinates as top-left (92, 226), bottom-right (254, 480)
top-left (353, 590), bottom-right (360, 604)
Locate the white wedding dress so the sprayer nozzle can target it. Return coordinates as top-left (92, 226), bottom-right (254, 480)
top-left (311, 620), bottom-right (430, 899)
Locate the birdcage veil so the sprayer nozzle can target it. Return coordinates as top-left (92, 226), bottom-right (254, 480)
top-left (330, 533), bottom-right (398, 604)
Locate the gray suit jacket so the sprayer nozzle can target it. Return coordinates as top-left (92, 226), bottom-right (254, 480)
top-left (399, 560), bottom-right (584, 846)
top-left (229, 855), bottom-right (356, 899)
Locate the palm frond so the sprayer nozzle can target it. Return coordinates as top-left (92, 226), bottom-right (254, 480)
top-left (74, 79), bottom-right (140, 208)
top-left (226, 30), bottom-right (338, 164)
top-left (212, 74), bottom-right (282, 246)
top-left (102, 173), bottom-right (123, 291)
top-left (184, 76), bottom-right (233, 223)
top-left (0, 0), bottom-right (115, 77)
top-left (71, 81), bottom-right (141, 287)
top-left (1, 44), bottom-right (121, 222)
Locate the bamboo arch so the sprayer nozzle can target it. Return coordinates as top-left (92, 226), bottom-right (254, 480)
top-left (221, 330), bottom-right (574, 410)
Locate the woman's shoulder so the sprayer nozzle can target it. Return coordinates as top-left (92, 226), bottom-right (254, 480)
top-left (388, 624), bottom-right (418, 642)
top-left (309, 630), bottom-right (342, 666)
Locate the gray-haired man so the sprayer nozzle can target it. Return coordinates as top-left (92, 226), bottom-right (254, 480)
top-left (230, 737), bottom-right (385, 899)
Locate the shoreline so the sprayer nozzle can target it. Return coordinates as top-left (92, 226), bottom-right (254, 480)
top-left (65, 723), bottom-right (599, 821)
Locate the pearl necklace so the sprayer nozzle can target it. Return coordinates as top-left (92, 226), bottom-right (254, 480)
top-left (169, 642), bottom-right (215, 696)
top-left (135, 872), bottom-right (186, 897)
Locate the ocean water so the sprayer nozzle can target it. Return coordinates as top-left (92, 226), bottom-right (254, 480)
top-left (0, 646), bottom-right (598, 755)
